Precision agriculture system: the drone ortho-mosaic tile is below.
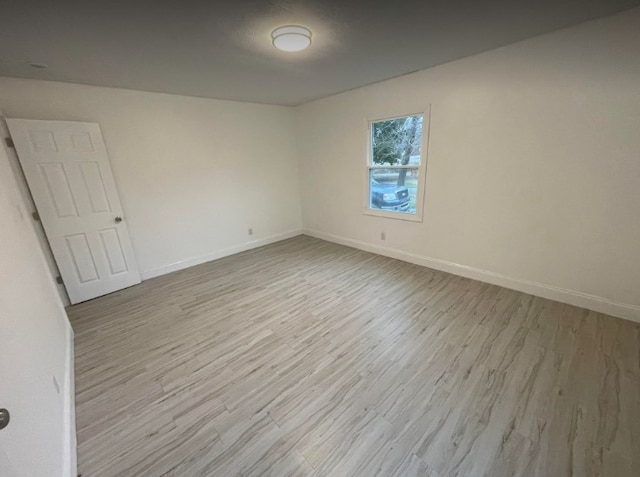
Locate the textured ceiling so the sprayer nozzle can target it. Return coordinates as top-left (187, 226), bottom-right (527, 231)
top-left (1, 0), bottom-right (638, 106)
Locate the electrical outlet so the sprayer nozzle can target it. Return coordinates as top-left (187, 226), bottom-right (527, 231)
top-left (381, 232), bottom-right (386, 241)
top-left (248, 228), bottom-right (253, 236)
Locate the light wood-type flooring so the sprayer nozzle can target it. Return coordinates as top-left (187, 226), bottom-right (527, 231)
top-left (67, 236), bottom-right (640, 477)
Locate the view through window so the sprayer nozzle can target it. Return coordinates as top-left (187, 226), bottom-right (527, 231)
top-left (368, 114), bottom-right (424, 216)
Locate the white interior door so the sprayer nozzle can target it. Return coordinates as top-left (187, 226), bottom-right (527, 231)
top-left (7, 119), bottom-right (141, 304)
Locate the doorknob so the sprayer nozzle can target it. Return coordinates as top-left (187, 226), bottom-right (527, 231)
top-left (0, 409), bottom-right (9, 430)
top-left (115, 216), bottom-right (123, 223)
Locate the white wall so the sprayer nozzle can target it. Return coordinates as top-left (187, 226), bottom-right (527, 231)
top-left (0, 80), bottom-right (302, 280)
top-left (0, 143), bottom-right (76, 476)
top-left (297, 8), bottom-right (640, 321)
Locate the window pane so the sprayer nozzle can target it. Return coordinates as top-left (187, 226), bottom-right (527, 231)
top-left (371, 114), bottom-right (423, 167)
top-left (369, 168), bottom-right (419, 215)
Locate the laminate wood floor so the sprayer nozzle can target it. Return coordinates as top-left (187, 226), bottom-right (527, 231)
top-left (67, 236), bottom-right (640, 477)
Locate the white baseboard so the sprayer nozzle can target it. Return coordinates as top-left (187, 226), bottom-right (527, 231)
top-left (62, 323), bottom-right (77, 477)
top-left (303, 229), bottom-right (640, 324)
top-left (140, 229), bottom-right (303, 280)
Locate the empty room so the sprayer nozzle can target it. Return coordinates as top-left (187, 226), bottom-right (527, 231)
top-left (1, 0), bottom-right (639, 476)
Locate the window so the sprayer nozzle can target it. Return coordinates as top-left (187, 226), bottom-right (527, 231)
top-left (366, 111), bottom-right (428, 220)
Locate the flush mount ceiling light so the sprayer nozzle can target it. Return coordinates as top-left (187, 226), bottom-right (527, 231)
top-left (271, 25), bottom-right (312, 52)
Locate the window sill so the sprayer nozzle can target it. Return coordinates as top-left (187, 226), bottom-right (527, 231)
top-left (363, 208), bottom-right (423, 222)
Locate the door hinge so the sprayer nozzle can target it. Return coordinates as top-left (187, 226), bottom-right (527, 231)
top-left (4, 137), bottom-right (14, 148)
top-left (32, 211), bottom-right (41, 222)
top-left (56, 276), bottom-right (63, 285)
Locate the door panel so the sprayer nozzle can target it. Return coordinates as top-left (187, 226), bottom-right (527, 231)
top-left (7, 119), bottom-right (141, 304)
top-left (28, 129), bottom-right (58, 152)
top-left (39, 163), bottom-right (79, 217)
top-left (80, 162), bottom-right (112, 213)
top-left (65, 233), bottom-right (100, 283)
top-left (98, 228), bottom-right (129, 275)
top-left (70, 131), bottom-right (95, 152)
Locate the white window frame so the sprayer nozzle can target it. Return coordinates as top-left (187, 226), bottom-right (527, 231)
top-left (364, 106), bottom-right (431, 222)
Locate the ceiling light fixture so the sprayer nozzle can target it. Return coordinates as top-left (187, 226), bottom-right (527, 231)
top-left (271, 25), bottom-right (312, 52)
